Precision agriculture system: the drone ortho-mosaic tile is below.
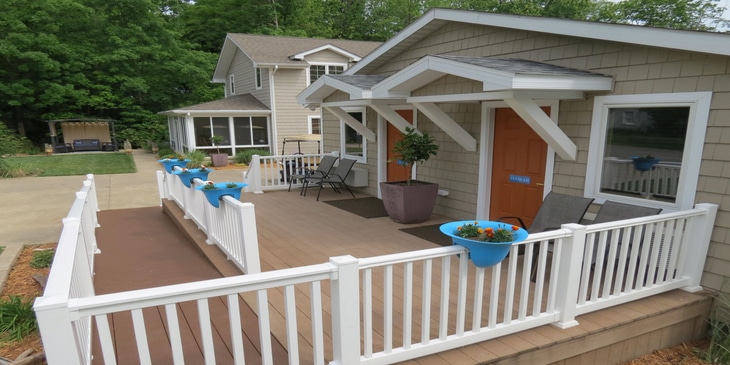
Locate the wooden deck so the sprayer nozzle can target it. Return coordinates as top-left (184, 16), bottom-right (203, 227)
top-left (91, 190), bottom-right (712, 365)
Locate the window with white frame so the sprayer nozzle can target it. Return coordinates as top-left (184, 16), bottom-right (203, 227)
top-left (255, 67), bottom-right (262, 89)
top-left (585, 92), bottom-right (711, 211)
top-left (340, 108), bottom-right (366, 163)
top-left (228, 74), bottom-right (235, 95)
top-left (308, 64), bottom-right (345, 85)
top-left (309, 116), bottom-right (321, 134)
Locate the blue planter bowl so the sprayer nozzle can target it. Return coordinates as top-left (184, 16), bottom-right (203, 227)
top-left (172, 168), bottom-right (212, 188)
top-left (439, 221), bottom-right (528, 267)
top-left (195, 182), bottom-right (247, 208)
top-left (630, 156), bottom-right (659, 172)
top-left (158, 159), bottom-right (191, 173)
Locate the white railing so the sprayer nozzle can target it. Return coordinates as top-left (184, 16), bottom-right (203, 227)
top-left (602, 158), bottom-right (681, 198)
top-left (157, 169), bottom-right (261, 275)
top-left (36, 176), bottom-right (717, 365)
top-left (34, 174), bottom-right (100, 365)
top-left (244, 153), bottom-right (336, 193)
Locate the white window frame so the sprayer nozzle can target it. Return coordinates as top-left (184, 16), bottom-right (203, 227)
top-left (308, 115), bottom-right (321, 134)
top-left (255, 67), bottom-right (262, 89)
top-left (340, 107), bottom-right (366, 163)
top-left (306, 63), bottom-right (347, 86)
top-left (228, 74), bottom-right (235, 95)
top-left (584, 92), bottom-right (712, 211)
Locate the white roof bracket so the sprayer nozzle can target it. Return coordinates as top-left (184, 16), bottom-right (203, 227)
top-left (324, 106), bottom-right (377, 141)
top-left (413, 102), bottom-right (477, 152)
top-left (369, 104), bottom-right (412, 133)
top-left (503, 97), bottom-right (577, 160)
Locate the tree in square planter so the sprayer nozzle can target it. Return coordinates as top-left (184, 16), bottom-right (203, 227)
top-left (380, 127), bottom-right (439, 224)
top-left (209, 135), bottom-right (229, 167)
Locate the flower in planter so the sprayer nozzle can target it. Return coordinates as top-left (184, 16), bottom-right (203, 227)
top-left (456, 222), bottom-right (520, 242)
top-left (202, 181), bottom-right (218, 190)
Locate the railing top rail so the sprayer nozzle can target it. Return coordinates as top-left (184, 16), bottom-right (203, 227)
top-left (67, 263), bottom-right (335, 316)
top-left (584, 207), bottom-right (707, 233)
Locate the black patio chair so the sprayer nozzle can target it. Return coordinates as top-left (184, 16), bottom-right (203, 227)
top-left (307, 158), bottom-right (357, 201)
top-left (288, 155), bottom-right (338, 194)
top-left (496, 192), bottom-right (595, 282)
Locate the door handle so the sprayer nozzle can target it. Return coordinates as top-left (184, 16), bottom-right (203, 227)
top-left (536, 182), bottom-right (544, 186)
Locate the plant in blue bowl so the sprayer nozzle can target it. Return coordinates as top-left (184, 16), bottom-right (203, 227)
top-left (440, 220), bottom-right (528, 267)
top-left (195, 181), bottom-right (247, 208)
top-left (158, 155), bottom-right (191, 173)
top-left (173, 167), bottom-right (212, 188)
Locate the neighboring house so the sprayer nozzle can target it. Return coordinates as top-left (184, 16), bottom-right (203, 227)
top-left (161, 34), bottom-right (381, 157)
top-left (299, 9), bottom-right (730, 293)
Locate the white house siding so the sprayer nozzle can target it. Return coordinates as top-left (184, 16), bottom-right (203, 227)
top-left (305, 49), bottom-right (352, 65)
top-left (228, 51), bottom-right (258, 98)
top-left (333, 21), bottom-right (730, 292)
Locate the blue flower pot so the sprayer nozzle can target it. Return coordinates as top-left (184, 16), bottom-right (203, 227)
top-left (439, 221), bottom-right (528, 267)
top-left (630, 156), bottom-right (659, 172)
top-left (195, 182), bottom-right (247, 208)
top-left (158, 159), bottom-right (191, 173)
top-left (172, 168), bottom-right (212, 188)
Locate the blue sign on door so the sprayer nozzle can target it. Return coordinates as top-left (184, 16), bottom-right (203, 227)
top-left (509, 175), bottom-right (531, 184)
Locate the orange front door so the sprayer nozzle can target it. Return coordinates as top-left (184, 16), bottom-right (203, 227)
top-left (489, 108), bottom-right (548, 228)
top-left (386, 110), bottom-right (414, 182)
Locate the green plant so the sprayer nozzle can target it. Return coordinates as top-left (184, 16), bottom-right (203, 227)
top-left (210, 135), bottom-right (224, 154)
top-left (698, 292), bottom-right (730, 364)
top-left (0, 296), bottom-right (37, 342)
top-left (393, 127), bottom-right (438, 186)
top-left (202, 181), bottom-right (218, 190)
top-left (226, 182), bottom-right (238, 188)
top-left (455, 222), bottom-right (520, 242)
top-left (185, 149), bottom-right (207, 167)
top-left (30, 249), bottom-right (54, 268)
top-left (234, 149), bottom-right (272, 165)
top-left (156, 147), bottom-right (175, 159)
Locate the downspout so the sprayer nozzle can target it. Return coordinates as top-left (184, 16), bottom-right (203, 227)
top-left (270, 65), bottom-right (279, 155)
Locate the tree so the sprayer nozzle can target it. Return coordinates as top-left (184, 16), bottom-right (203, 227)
top-left (594, 0), bottom-right (729, 31)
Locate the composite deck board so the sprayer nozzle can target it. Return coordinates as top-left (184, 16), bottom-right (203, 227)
top-left (90, 192), bottom-right (710, 364)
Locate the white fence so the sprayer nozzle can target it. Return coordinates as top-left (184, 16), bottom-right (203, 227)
top-left (244, 153), bottom-right (335, 194)
top-left (34, 174), bottom-right (718, 364)
top-left (602, 158), bottom-right (681, 199)
top-left (157, 168), bottom-right (261, 275)
top-left (34, 174), bottom-right (100, 365)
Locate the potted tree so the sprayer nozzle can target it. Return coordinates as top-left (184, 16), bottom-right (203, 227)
top-left (209, 135), bottom-right (228, 167)
top-left (380, 127), bottom-right (439, 224)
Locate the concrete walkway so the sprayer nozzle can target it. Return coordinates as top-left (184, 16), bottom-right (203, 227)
top-left (0, 150), bottom-right (246, 290)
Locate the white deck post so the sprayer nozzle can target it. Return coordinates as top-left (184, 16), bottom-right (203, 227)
top-left (552, 223), bottom-right (586, 329)
top-left (245, 155), bottom-right (264, 194)
top-left (329, 255), bottom-right (361, 365)
top-left (156, 170), bottom-right (168, 204)
top-left (34, 296), bottom-right (85, 365)
top-left (681, 203), bottom-right (718, 292)
top-left (238, 202), bottom-right (261, 274)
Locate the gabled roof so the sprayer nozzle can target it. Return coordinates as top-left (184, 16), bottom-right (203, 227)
top-left (348, 8), bottom-right (730, 75)
top-left (213, 34), bottom-right (382, 82)
top-left (160, 94), bottom-right (270, 116)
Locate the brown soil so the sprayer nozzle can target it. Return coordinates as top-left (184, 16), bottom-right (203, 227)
top-left (0, 244), bottom-right (53, 363)
top-left (0, 243), bottom-right (712, 364)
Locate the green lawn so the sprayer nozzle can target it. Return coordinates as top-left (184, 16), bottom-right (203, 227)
top-left (7, 153), bottom-right (136, 176)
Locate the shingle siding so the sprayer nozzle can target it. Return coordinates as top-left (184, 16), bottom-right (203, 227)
top-left (322, 21), bottom-right (730, 292)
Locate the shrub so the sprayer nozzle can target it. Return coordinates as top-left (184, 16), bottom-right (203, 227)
top-left (185, 149), bottom-right (208, 167)
top-left (234, 149), bottom-right (271, 165)
top-left (156, 147), bottom-right (175, 159)
top-left (699, 292), bottom-right (730, 363)
top-left (30, 249), bottom-right (54, 269)
top-left (0, 296), bottom-right (37, 342)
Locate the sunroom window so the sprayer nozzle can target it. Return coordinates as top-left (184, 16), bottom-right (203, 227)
top-left (585, 92), bottom-right (711, 211)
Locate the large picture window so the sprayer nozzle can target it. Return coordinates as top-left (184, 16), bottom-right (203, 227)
top-left (341, 108), bottom-right (366, 163)
top-left (585, 92), bottom-right (711, 211)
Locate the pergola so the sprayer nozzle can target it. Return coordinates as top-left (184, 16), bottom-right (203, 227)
top-left (45, 118), bottom-right (119, 152)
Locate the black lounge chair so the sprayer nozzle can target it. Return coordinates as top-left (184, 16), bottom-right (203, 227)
top-left (288, 155), bottom-right (338, 194)
top-left (307, 158), bottom-right (357, 201)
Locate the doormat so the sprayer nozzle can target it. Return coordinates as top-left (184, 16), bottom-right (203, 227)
top-left (399, 224), bottom-right (452, 247)
top-left (322, 197), bottom-right (388, 219)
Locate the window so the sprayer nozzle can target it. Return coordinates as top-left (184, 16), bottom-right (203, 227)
top-left (234, 116), bottom-right (269, 146)
top-left (308, 64), bottom-right (346, 85)
top-left (585, 92), bottom-right (711, 211)
top-left (340, 108), bottom-right (366, 163)
top-left (228, 74), bottom-right (235, 95)
top-left (309, 116), bottom-right (321, 134)
top-left (255, 67), bottom-right (262, 89)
